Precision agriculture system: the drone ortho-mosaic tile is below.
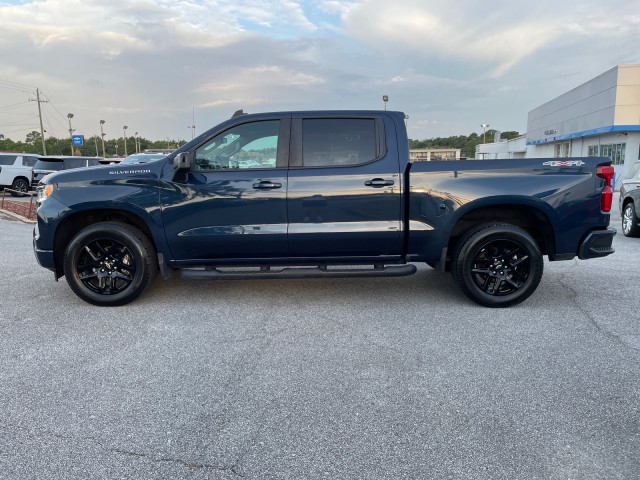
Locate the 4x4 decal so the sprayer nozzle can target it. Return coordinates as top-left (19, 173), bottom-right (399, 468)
top-left (542, 160), bottom-right (585, 167)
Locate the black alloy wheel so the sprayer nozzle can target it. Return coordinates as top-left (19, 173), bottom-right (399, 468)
top-left (453, 224), bottom-right (544, 308)
top-left (622, 203), bottom-right (640, 237)
top-left (10, 178), bottom-right (29, 197)
top-left (64, 222), bottom-right (157, 306)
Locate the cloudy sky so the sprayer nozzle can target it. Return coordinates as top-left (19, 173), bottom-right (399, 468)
top-left (0, 0), bottom-right (638, 144)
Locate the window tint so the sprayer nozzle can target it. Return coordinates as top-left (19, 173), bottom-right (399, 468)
top-left (302, 119), bottom-right (377, 167)
top-left (195, 121), bottom-right (279, 171)
top-left (0, 155), bottom-right (17, 166)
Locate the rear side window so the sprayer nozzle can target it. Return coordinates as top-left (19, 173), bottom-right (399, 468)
top-left (0, 155), bottom-right (17, 166)
top-left (23, 156), bottom-right (38, 167)
top-left (302, 119), bottom-right (377, 167)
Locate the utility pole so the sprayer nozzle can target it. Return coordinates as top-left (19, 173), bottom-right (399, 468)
top-left (99, 120), bottom-right (106, 157)
top-left (29, 88), bottom-right (48, 155)
top-left (67, 113), bottom-right (75, 155)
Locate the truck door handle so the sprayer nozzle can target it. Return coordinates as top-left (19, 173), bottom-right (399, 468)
top-left (252, 181), bottom-right (282, 190)
top-left (365, 178), bottom-right (394, 188)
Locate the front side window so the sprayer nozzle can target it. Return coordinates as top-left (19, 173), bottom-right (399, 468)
top-left (302, 118), bottom-right (377, 167)
top-left (194, 120), bottom-right (279, 171)
top-left (0, 155), bottom-right (17, 166)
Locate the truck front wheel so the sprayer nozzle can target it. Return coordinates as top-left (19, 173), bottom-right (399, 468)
top-left (63, 222), bottom-right (157, 306)
top-left (452, 224), bottom-right (543, 308)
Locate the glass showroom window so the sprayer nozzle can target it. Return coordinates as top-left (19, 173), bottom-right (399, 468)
top-left (599, 143), bottom-right (625, 165)
top-left (555, 142), bottom-right (570, 157)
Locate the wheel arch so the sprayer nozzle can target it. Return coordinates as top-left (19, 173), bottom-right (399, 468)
top-left (53, 208), bottom-right (160, 277)
top-left (447, 201), bottom-right (557, 259)
top-left (621, 195), bottom-right (635, 210)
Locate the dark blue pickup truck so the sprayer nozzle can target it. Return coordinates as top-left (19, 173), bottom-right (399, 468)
top-left (33, 110), bottom-right (615, 307)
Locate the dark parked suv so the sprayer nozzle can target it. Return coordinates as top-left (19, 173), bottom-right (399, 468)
top-left (32, 156), bottom-right (103, 184)
top-left (620, 160), bottom-right (640, 237)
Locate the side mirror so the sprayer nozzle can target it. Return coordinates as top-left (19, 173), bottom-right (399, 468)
top-left (173, 152), bottom-right (192, 171)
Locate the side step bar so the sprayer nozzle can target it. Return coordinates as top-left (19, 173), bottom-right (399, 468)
top-left (181, 264), bottom-right (417, 280)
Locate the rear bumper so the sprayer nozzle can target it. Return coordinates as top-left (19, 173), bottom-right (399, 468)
top-left (578, 228), bottom-right (616, 259)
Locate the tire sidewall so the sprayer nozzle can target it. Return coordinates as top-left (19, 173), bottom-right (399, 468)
top-left (64, 223), bottom-right (152, 306)
top-left (623, 203), bottom-right (638, 237)
top-left (455, 225), bottom-right (543, 307)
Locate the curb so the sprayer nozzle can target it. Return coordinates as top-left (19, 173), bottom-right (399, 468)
top-left (0, 209), bottom-right (36, 224)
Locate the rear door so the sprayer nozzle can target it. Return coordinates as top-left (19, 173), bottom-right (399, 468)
top-left (286, 114), bottom-right (403, 257)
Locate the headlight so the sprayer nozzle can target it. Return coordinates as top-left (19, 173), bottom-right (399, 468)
top-left (37, 184), bottom-right (54, 203)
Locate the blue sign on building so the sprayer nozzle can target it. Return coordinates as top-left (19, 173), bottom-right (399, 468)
top-left (72, 135), bottom-right (84, 146)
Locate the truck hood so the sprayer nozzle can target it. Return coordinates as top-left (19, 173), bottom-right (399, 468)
top-left (42, 159), bottom-right (168, 186)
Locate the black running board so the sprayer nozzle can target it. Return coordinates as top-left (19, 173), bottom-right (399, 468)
top-left (181, 264), bottom-right (417, 280)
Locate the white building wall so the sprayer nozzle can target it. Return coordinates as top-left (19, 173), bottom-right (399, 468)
top-left (527, 66), bottom-right (619, 144)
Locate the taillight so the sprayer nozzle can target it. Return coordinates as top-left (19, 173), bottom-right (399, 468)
top-left (596, 165), bottom-right (614, 212)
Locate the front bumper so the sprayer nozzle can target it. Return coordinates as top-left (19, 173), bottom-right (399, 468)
top-left (578, 228), bottom-right (616, 259)
top-left (33, 226), bottom-right (56, 271)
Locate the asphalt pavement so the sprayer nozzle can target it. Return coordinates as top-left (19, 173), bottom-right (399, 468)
top-left (0, 201), bottom-right (638, 479)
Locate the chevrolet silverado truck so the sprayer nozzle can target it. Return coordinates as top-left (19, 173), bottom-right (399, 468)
top-left (33, 110), bottom-right (616, 307)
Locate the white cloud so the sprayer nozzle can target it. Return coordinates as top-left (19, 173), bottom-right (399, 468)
top-left (343, 0), bottom-right (640, 78)
top-left (0, 0), bottom-right (638, 143)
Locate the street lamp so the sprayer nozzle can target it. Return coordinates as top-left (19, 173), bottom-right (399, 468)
top-left (382, 95), bottom-right (389, 111)
top-left (123, 125), bottom-right (128, 157)
top-left (480, 123), bottom-right (490, 143)
top-left (134, 131), bottom-right (139, 153)
top-left (67, 113), bottom-right (75, 156)
top-left (99, 120), bottom-right (106, 157)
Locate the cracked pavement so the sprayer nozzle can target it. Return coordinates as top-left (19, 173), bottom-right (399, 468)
top-left (0, 197), bottom-right (639, 479)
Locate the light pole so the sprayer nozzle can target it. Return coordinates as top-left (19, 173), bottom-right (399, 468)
top-left (481, 123), bottom-right (490, 143)
top-left (123, 125), bottom-right (128, 157)
top-left (382, 95), bottom-right (389, 111)
top-left (67, 113), bottom-right (75, 156)
top-left (134, 131), bottom-right (139, 153)
top-left (99, 120), bottom-right (106, 157)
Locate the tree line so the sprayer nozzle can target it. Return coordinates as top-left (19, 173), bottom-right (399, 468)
top-left (0, 131), bottom-right (188, 157)
top-left (410, 129), bottom-right (521, 158)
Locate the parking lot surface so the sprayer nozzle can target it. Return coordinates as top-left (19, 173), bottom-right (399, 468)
top-left (0, 203), bottom-right (638, 479)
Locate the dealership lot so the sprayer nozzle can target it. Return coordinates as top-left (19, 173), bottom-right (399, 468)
top-left (0, 205), bottom-right (638, 479)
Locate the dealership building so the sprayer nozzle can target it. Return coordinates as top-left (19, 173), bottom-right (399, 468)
top-left (476, 64), bottom-right (640, 183)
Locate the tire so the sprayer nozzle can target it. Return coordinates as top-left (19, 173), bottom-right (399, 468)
top-left (452, 224), bottom-right (544, 308)
top-left (10, 178), bottom-right (29, 197)
top-left (63, 222), bottom-right (157, 306)
top-left (622, 202), bottom-right (640, 237)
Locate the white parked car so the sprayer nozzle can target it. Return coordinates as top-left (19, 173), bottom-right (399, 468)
top-left (0, 152), bottom-right (38, 196)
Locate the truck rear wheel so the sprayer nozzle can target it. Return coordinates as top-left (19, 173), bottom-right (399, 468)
top-left (63, 222), bottom-right (157, 306)
top-left (452, 224), bottom-right (543, 308)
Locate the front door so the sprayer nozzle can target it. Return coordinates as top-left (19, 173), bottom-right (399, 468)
top-left (161, 118), bottom-right (290, 262)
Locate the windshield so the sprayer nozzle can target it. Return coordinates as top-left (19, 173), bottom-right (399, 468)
top-left (33, 160), bottom-right (63, 171)
top-left (120, 154), bottom-right (166, 164)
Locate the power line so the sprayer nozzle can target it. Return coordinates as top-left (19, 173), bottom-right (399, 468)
top-left (0, 100), bottom-right (31, 111)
